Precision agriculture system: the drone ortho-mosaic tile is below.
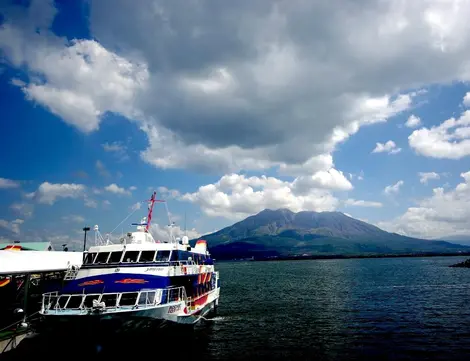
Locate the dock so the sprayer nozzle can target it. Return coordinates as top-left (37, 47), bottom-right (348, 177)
top-left (0, 247), bottom-right (83, 354)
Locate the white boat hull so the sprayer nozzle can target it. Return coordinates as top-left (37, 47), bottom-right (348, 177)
top-left (39, 287), bottom-right (220, 333)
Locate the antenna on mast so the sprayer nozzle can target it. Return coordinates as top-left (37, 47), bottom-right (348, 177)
top-left (184, 211), bottom-right (187, 237)
top-left (94, 225), bottom-right (106, 246)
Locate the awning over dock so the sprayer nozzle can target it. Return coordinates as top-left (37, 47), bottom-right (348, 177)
top-left (0, 250), bottom-right (83, 275)
top-left (0, 241), bottom-right (54, 251)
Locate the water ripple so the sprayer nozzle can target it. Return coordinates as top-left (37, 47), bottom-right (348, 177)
top-left (4, 256), bottom-right (470, 361)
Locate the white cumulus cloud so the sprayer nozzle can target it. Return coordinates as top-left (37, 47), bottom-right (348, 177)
top-left (409, 110), bottom-right (470, 159)
top-left (150, 223), bottom-right (201, 242)
top-left (463, 92), bottom-right (470, 107)
top-left (104, 183), bottom-right (131, 195)
top-left (344, 199), bottom-right (383, 208)
top-left (418, 172), bottom-right (441, 184)
top-left (102, 141), bottom-right (129, 161)
top-left (4, 33), bottom-right (149, 133)
top-left (180, 173), bottom-right (346, 220)
top-left (95, 160), bottom-right (111, 178)
top-left (405, 115), bottom-right (422, 128)
top-left (28, 182), bottom-right (86, 205)
top-left (379, 171), bottom-right (470, 239)
top-left (10, 202), bottom-right (34, 218)
top-left (0, 219), bottom-right (24, 235)
top-left (0, 178), bottom-right (20, 189)
top-left (130, 202), bottom-right (142, 211)
top-left (156, 186), bottom-right (181, 199)
top-left (292, 169), bottom-right (353, 194)
top-left (372, 140), bottom-right (402, 154)
top-left (384, 180), bottom-right (404, 195)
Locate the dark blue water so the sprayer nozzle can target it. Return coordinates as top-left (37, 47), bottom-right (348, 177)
top-left (4, 256), bottom-right (470, 360)
top-left (207, 256), bottom-right (470, 360)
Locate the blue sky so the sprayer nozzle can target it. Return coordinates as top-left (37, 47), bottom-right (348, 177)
top-left (2, 0), bottom-right (470, 249)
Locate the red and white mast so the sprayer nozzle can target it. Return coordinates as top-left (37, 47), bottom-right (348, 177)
top-left (145, 191), bottom-right (165, 233)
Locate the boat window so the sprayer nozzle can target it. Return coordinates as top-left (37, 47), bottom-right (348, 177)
top-left (57, 296), bottom-right (69, 309)
top-left (155, 250), bottom-right (171, 262)
top-left (139, 250), bottom-right (156, 263)
top-left (95, 252), bottom-right (110, 264)
top-left (147, 292), bottom-right (156, 304)
top-left (108, 251), bottom-right (123, 263)
top-left (122, 250), bottom-right (140, 263)
top-left (46, 295), bottom-right (59, 309)
top-left (84, 252), bottom-right (97, 264)
top-left (83, 295), bottom-right (100, 308)
top-left (138, 291), bottom-right (155, 306)
top-left (119, 293), bottom-right (138, 306)
top-left (168, 288), bottom-right (180, 302)
top-left (66, 295), bottom-right (83, 309)
top-left (101, 294), bottom-right (118, 308)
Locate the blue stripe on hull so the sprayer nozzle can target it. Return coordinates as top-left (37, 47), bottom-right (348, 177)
top-left (62, 273), bottom-right (198, 294)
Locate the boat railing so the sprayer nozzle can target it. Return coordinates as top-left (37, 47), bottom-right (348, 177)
top-left (169, 260), bottom-right (196, 266)
top-left (172, 261), bottom-right (214, 275)
top-left (79, 260), bottom-right (213, 273)
top-left (41, 286), bottom-right (187, 314)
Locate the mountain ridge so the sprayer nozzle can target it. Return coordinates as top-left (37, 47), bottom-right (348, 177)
top-left (433, 235), bottom-right (470, 246)
top-left (194, 208), bottom-right (470, 259)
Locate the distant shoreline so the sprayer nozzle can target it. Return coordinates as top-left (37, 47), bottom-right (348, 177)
top-left (216, 252), bottom-right (470, 262)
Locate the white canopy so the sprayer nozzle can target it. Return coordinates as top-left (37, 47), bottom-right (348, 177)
top-left (0, 250), bottom-right (83, 275)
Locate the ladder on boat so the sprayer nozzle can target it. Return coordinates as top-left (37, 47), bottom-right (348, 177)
top-left (63, 265), bottom-right (80, 281)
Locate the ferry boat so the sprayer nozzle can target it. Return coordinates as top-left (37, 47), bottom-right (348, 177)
top-left (39, 192), bottom-right (220, 331)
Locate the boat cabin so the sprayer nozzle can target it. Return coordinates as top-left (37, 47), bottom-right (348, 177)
top-left (82, 240), bottom-right (213, 268)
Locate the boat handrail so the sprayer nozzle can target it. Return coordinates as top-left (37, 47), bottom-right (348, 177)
top-left (169, 260), bottom-right (196, 266)
top-left (41, 286), bottom-right (187, 314)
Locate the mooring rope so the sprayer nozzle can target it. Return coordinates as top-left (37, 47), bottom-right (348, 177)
top-left (1, 310), bottom-right (40, 353)
top-left (0, 310), bottom-right (39, 334)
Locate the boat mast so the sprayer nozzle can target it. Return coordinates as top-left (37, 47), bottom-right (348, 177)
top-left (145, 191), bottom-right (165, 233)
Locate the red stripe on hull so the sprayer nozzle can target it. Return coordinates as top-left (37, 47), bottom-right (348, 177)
top-left (193, 294), bottom-right (208, 306)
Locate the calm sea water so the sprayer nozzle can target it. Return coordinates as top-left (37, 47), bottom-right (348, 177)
top-left (4, 256), bottom-right (470, 360)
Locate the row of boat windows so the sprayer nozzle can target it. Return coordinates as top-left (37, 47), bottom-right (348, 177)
top-left (46, 289), bottom-right (184, 310)
top-left (50, 293), bottom-right (143, 309)
top-left (83, 250), bottom-right (210, 265)
top-left (83, 250), bottom-right (171, 265)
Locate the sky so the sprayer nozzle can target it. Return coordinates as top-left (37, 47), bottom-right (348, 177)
top-left (2, 0), bottom-right (470, 250)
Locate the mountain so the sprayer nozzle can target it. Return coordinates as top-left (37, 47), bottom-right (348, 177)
top-left (433, 235), bottom-right (470, 246)
top-left (197, 209), bottom-right (470, 259)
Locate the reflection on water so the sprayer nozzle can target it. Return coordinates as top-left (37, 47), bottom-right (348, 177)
top-left (3, 256), bottom-right (470, 360)
top-left (2, 321), bottom-right (217, 360)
